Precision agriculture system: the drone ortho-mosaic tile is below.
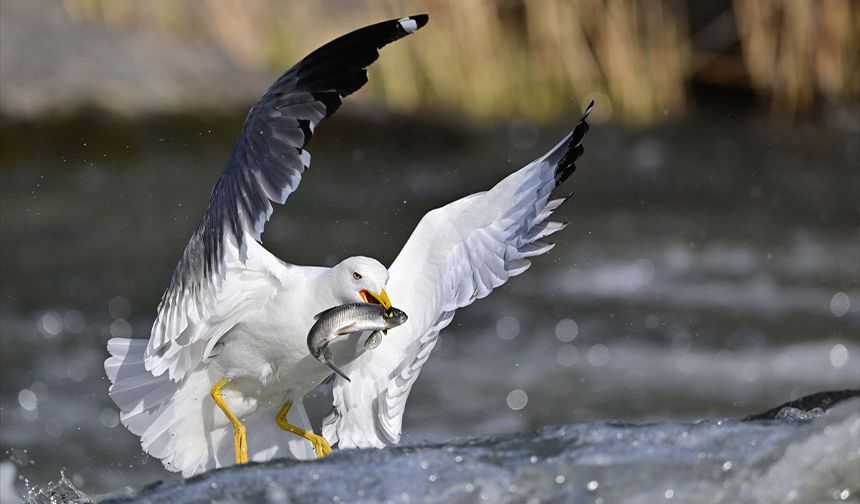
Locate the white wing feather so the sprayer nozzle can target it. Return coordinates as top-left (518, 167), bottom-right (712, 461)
top-left (324, 107), bottom-right (591, 447)
top-left (150, 235), bottom-right (294, 378)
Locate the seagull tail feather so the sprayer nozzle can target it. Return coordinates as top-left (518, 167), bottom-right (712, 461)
top-left (106, 338), bottom-right (215, 476)
top-left (105, 338), bottom-right (316, 477)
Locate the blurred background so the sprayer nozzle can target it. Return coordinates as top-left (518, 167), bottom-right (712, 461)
top-left (1, 0), bottom-right (858, 497)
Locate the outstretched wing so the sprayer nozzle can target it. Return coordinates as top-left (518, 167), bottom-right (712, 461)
top-left (323, 104), bottom-right (593, 448)
top-left (145, 15), bottom-right (429, 381)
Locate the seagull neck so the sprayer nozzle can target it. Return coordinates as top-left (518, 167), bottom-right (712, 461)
top-left (313, 268), bottom-right (343, 308)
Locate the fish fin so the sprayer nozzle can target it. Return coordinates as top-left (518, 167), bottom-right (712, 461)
top-left (313, 306), bottom-right (340, 321)
top-left (323, 348), bottom-right (351, 382)
top-left (335, 323), bottom-right (363, 336)
top-left (326, 362), bottom-right (351, 382)
top-left (364, 331), bottom-right (382, 350)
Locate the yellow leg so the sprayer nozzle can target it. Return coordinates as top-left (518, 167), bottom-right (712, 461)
top-left (211, 378), bottom-right (248, 464)
top-left (276, 401), bottom-right (332, 458)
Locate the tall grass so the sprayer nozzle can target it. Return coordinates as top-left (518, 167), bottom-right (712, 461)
top-left (733, 0), bottom-right (860, 119)
top-left (61, 0), bottom-right (858, 124)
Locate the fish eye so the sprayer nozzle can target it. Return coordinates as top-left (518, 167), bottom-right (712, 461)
top-left (352, 272), bottom-right (362, 280)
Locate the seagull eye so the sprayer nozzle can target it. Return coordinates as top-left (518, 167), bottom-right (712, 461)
top-left (352, 272), bottom-right (362, 280)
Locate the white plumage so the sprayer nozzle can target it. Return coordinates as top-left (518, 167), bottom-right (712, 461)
top-left (104, 14), bottom-right (592, 477)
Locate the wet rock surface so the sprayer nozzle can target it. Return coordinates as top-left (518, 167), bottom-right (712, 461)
top-left (92, 390), bottom-right (859, 504)
top-left (743, 389), bottom-right (859, 421)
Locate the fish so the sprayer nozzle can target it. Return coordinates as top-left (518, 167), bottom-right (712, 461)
top-left (307, 303), bottom-right (408, 382)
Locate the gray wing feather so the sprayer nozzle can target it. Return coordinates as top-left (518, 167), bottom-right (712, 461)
top-left (146, 15), bottom-right (429, 380)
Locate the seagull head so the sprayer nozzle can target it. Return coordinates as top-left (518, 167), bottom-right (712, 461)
top-left (332, 256), bottom-right (392, 311)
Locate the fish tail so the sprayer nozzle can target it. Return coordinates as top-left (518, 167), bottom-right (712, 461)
top-left (324, 347), bottom-right (351, 382)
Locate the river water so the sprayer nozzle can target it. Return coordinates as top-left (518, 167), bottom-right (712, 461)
top-left (1, 104), bottom-right (858, 497)
top-left (100, 397), bottom-right (860, 504)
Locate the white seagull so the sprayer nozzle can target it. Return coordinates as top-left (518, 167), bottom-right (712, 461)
top-left (105, 14), bottom-right (592, 477)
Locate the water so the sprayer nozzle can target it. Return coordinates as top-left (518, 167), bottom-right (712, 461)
top-left (1, 104), bottom-right (858, 496)
top-left (101, 398), bottom-right (860, 503)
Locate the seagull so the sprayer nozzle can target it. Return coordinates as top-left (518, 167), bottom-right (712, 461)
top-left (105, 14), bottom-right (592, 478)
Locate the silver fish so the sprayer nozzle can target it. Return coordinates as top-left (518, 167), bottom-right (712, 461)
top-left (307, 303), bottom-right (408, 382)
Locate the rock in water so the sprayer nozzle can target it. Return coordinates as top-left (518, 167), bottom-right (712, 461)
top-left (743, 388), bottom-right (859, 421)
top-left (104, 391), bottom-right (859, 504)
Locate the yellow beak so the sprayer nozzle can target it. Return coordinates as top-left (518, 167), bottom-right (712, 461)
top-left (360, 288), bottom-right (392, 311)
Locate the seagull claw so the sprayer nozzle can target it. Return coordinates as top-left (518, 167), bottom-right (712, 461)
top-left (276, 401), bottom-right (333, 458)
top-left (309, 433), bottom-right (333, 458)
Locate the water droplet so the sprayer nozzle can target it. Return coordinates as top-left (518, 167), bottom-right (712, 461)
top-left (100, 408), bottom-right (119, 428)
top-left (664, 489), bottom-right (674, 499)
top-left (645, 315), bottom-right (659, 329)
top-left (496, 316), bottom-right (520, 340)
top-left (830, 292), bottom-right (850, 317)
top-left (18, 389), bottom-right (37, 411)
top-left (586, 480), bottom-right (599, 492)
top-left (554, 319), bottom-right (578, 342)
top-left (110, 319), bottom-right (133, 338)
top-left (829, 344), bottom-right (849, 368)
top-left (506, 389), bottom-right (528, 411)
top-left (39, 312), bottom-right (63, 337)
top-left (554, 475), bottom-right (565, 484)
top-left (721, 460), bottom-right (733, 471)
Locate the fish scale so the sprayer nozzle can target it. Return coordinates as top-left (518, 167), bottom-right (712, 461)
top-left (307, 303), bottom-right (408, 381)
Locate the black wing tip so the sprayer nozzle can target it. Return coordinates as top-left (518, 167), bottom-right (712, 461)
top-left (411, 14), bottom-right (430, 29)
top-left (297, 14), bottom-right (429, 115)
top-left (554, 101), bottom-right (594, 186)
top-left (581, 100), bottom-right (595, 121)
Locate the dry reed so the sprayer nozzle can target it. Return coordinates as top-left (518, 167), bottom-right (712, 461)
top-left (61, 0), bottom-right (858, 124)
top-left (733, 0), bottom-right (860, 119)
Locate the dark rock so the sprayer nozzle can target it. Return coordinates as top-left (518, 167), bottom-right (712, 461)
top-left (743, 389), bottom-right (860, 421)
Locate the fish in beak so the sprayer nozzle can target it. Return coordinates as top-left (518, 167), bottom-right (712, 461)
top-left (359, 288), bottom-right (392, 312)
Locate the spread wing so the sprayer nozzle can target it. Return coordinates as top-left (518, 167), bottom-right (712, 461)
top-left (145, 15), bottom-right (429, 381)
top-left (324, 103), bottom-right (593, 447)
